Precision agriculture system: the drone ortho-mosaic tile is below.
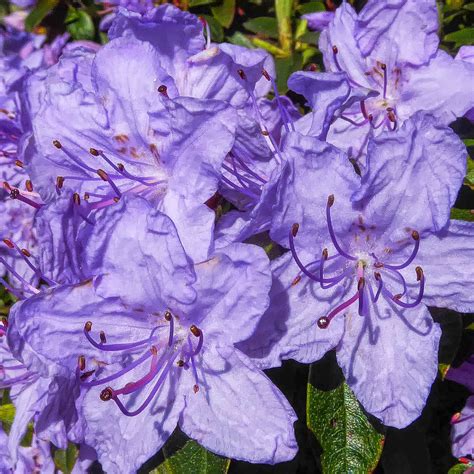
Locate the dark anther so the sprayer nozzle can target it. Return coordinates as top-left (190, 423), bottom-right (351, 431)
top-left (99, 331), bottom-right (107, 344)
top-left (374, 272), bottom-right (381, 281)
top-left (412, 230), bottom-right (420, 241)
top-left (262, 69), bottom-right (271, 81)
top-left (416, 266), bottom-right (423, 281)
top-left (317, 317), bottom-right (330, 329)
top-left (117, 163), bottom-right (125, 172)
top-left (387, 109), bottom-right (396, 122)
top-left (349, 158), bottom-right (362, 176)
top-left (291, 223), bottom-right (299, 237)
top-left (78, 355), bottom-right (86, 371)
top-left (80, 370), bottom-right (95, 381)
top-left (327, 194), bottom-right (335, 207)
top-left (97, 169), bottom-right (109, 181)
top-left (374, 262), bottom-right (384, 268)
top-left (56, 176), bottom-right (65, 189)
top-left (190, 325), bottom-right (202, 337)
top-left (332, 45), bottom-right (338, 54)
top-left (25, 180), bottom-right (33, 192)
top-left (73, 193), bottom-right (81, 205)
top-left (53, 140), bottom-right (62, 149)
top-left (21, 248), bottom-right (31, 257)
top-left (3, 239), bottom-right (14, 249)
top-left (1, 317), bottom-right (8, 327)
top-left (380, 63), bottom-right (386, 70)
top-left (177, 360), bottom-right (185, 367)
top-left (90, 148), bottom-right (100, 156)
top-left (3, 182), bottom-right (12, 191)
top-left (322, 248), bottom-right (329, 260)
top-left (291, 275), bottom-right (301, 286)
top-left (305, 63), bottom-right (318, 72)
top-left (113, 197), bottom-right (120, 203)
top-left (193, 384), bottom-right (200, 393)
top-left (393, 294), bottom-right (402, 300)
top-left (15, 160), bottom-right (23, 168)
top-left (84, 193), bottom-right (90, 201)
top-left (261, 130), bottom-right (269, 136)
top-left (100, 387), bottom-right (114, 401)
top-left (84, 321), bottom-right (92, 332)
top-left (10, 189), bottom-right (19, 199)
top-left (150, 346), bottom-right (158, 355)
top-left (237, 69), bottom-right (246, 80)
top-left (164, 310), bottom-right (172, 321)
top-left (158, 85), bottom-right (168, 96)
top-left (358, 277), bottom-right (365, 291)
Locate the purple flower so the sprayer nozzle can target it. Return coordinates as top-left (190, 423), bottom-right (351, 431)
top-left (447, 354), bottom-right (474, 460)
top-left (456, 46), bottom-right (474, 122)
top-left (9, 196), bottom-right (297, 472)
top-left (241, 113), bottom-right (473, 428)
top-left (306, 1), bottom-right (474, 160)
top-left (25, 32), bottom-right (237, 261)
top-left (303, 11), bottom-right (334, 32)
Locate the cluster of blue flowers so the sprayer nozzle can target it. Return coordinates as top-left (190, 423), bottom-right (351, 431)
top-left (1, 0), bottom-right (473, 472)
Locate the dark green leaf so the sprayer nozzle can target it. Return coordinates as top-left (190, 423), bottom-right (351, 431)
top-left (298, 1), bottom-right (325, 15)
top-left (465, 2), bottom-right (474, 11)
top-left (227, 31), bottom-right (255, 48)
top-left (444, 28), bottom-right (474, 45)
top-left (275, 53), bottom-right (303, 92)
top-left (450, 208), bottom-right (474, 221)
top-left (203, 15), bottom-right (224, 42)
top-left (243, 17), bottom-right (278, 38)
top-left (298, 31), bottom-right (319, 44)
top-left (211, 0), bottom-right (235, 29)
top-left (25, 0), bottom-right (59, 31)
top-left (54, 443), bottom-right (79, 474)
top-left (190, 0), bottom-right (215, 7)
top-left (307, 379), bottom-right (384, 473)
top-left (154, 441), bottom-right (230, 474)
top-left (66, 8), bottom-right (95, 41)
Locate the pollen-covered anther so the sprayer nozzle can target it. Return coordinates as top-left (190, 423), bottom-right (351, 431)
top-left (261, 129), bottom-right (269, 136)
top-left (177, 360), bottom-right (185, 367)
top-left (164, 310), bottom-right (172, 321)
top-left (56, 176), bottom-right (65, 189)
top-left (322, 248), bottom-right (329, 260)
top-left (380, 63), bottom-right (387, 71)
top-left (150, 345), bottom-right (158, 355)
top-left (415, 266), bottom-right (424, 281)
top-left (78, 355), bottom-right (86, 371)
top-left (190, 325), bottom-right (201, 337)
top-left (317, 317), bottom-right (330, 329)
top-left (3, 181), bottom-right (12, 191)
top-left (100, 387), bottom-right (114, 402)
top-left (387, 108), bottom-right (396, 123)
top-left (412, 230), bottom-right (420, 241)
top-left (73, 193), bottom-right (81, 205)
top-left (52, 139), bottom-right (62, 149)
top-left (262, 69), bottom-right (271, 81)
top-left (332, 45), bottom-right (338, 54)
top-left (25, 180), bottom-right (33, 192)
top-left (327, 194), bottom-right (335, 207)
top-left (21, 248), bottom-right (31, 257)
top-left (193, 384), bottom-right (199, 393)
top-left (10, 188), bottom-right (20, 199)
top-left (237, 69), bottom-right (246, 80)
top-left (15, 160), bottom-right (23, 168)
top-left (3, 239), bottom-right (14, 249)
top-left (84, 321), bottom-right (93, 332)
top-left (291, 223), bottom-right (299, 237)
top-left (97, 169), bottom-right (109, 181)
top-left (99, 331), bottom-right (107, 344)
top-left (89, 148), bottom-right (100, 156)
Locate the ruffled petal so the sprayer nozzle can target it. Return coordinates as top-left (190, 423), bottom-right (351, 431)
top-left (336, 299), bottom-right (441, 428)
top-left (179, 345), bottom-right (297, 463)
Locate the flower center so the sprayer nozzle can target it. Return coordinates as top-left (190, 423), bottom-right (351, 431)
top-left (78, 310), bottom-right (204, 417)
top-left (289, 195), bottom-right (425, 330)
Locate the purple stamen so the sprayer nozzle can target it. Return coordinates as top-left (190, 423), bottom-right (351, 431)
top-left (9, 189), bottom-right (43, 209)
top-left (388, 267), bottom-right (424, 309)
top-left (383, 231), bottom-right (420, 270)
top-left (339, 115), bottom-right (370, 127)
top-left (326, 195), bottom-right (357, 261)
top-left (381, 63), bottom-right (388, 99)
top-left (231, 154), bottom-right (267, 184)
top-left (0, 276), bottom-right (23, 299)
top-left (318, 290), bottom-right (360, 329)
top-left (165, 311), bottom-right (174, 347)
top-left (0, 257), bottom-right (39, 294)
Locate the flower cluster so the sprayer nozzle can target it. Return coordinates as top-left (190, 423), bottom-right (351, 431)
top-left (0, 0), bottom-right (473, 472)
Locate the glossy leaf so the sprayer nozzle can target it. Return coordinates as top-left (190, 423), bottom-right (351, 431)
top-left (54, 443), bottom-right (79, 474)
top-left (154, 441), bottom-right (230, 474)
top-left (203, 15), bottom-right (225, 42)
top-left (25, 0), bottom-right (59, 31)
top-left (65, 8), bottom-right (95, 41)
top-left (211, 0), bottom-right (235, 29)
top-left (228, 31), bottom-right (255, 48)
top-left (307, 378), bottom-right (384, 473)
top-left (243, 17), bottom-right (279, 38)
top-left (298, 1), bottom-right (325, 15)
top-left (444, 28), bottom-right (474, 45)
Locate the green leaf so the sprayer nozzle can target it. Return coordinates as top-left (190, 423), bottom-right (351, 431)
top-left (298, 1), bottom-right (326, 15)
top-left (190, 0), bottom-right (215, 7)
top-left (154, 441), bottom-right (230, 474)
top-left (227, 31), bottom-right (255, 48)
top-left (0, 404), bottom-right (16, 428)
top-left (450, 208), bottom-right (474, 221)
top-left (275, 0), bottom-right (293, 52)
top-left (464, 139), bottom-right (474, 147)
top-left (444, 27), bottom-right (474, 45)
top-left (243, 17), bottom-right (278, 38)
top-left (66, 8), bottom-right (95, 41)
top-left (275, 53), bottom-right (303, 92)
top-left (307, 378), bottom-right (384, 473)
top-left (54, 443), bottom-right (79, 474)
top-left (251, 37), bottom-right (287, 56)
top-left (202, 15), bottom-right (224, 42)
top-left (465, 2), bottom-right (474, 11)
top-left (448, 463), bottom-right (472, 474)
top-left (24, 0), bottom-right (59, 31)
top-left (211, 0), bottom-right (235, 29)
